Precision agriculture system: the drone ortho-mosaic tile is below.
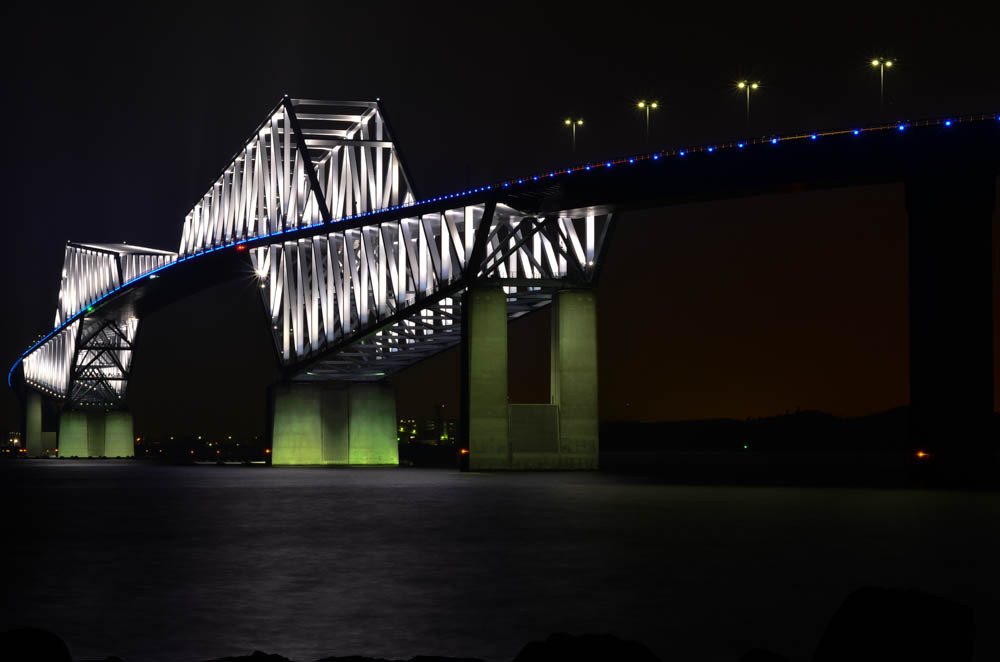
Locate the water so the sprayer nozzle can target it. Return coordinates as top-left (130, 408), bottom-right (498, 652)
top-left (3, 460), bottom-right (998, 661)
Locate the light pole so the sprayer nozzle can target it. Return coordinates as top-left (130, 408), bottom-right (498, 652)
top-left (637, 101), bottom-right (658, 143)
top-left (737, 81), bottom-right (759, 126)
top-left (871, 58), bottom-right (894, 108)
top-left (564, 118), bottom-right (583, 152)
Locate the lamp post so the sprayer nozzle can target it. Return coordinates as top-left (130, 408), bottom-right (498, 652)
top-left (871, 58), bottom-right (894, 108)
top-left (737, 81), bottom-right (759, 126)
top-left (564, 118), bottom-right (583, 152)
top-left (637, 101), bottom-right (658, 143)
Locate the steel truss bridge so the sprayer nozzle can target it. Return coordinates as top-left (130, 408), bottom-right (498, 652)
top-left (9, 99), bottom-right (999, 452)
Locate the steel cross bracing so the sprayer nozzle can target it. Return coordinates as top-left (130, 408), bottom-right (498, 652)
top-left (193, 98), bottom-right (616, 380)
top-left (179, 99), bottom-right (416, 256)
top-left (22, 243), bottom-right (176, 405)
top-left (280, 207), bottom-right (615, 380)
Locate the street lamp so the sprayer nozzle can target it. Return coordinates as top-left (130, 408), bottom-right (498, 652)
top-left (737, 81), bottom-right (759, 126)
top-left (871, 58), bottom-right (894, 108)
top-left (564, 118), bottom-right (583, 152)
top-left (637, 101), bottom-right (658, 143)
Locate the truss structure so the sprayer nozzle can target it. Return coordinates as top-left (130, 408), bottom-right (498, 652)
top-left (22, 243), bottom-right (176, 406)
top-left (266, 203), bottom-right (614, 380)
top-left (19, 98), bottom-right (616, 400)
top-left (179, 99), bottom-right (415, 256)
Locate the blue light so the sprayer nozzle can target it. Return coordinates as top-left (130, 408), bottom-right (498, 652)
top-left (679, 151), bottom-right (685, 156)
top-left (810, 134), bottom-right (817, 140)
top-left (566, 169), bottom-right (572, 174)
top-left (629, 158), bottom-right (635, 163)
top-left (771, 138), bottom-right (778, 144)
top-left (897, 124), bottom-right (905, 131)
top-left (518, 179), bottom-right (523, 184)
top-left (605, 162), bottom-right (612, 167)
top-left (653, 154), bottom-right (660, 160)
top-left (585, 165), bottom-right (591, 170)
top-left (944, 120), bottom-right (952, 126)
top-left (853, 129), bottom-right (859, 135)
top-left (533, 176), bottom-right (538, 181)
top-left (707, 147), bottom-right (714, 152)
top-left (737, 143), bottom-right (744, 148)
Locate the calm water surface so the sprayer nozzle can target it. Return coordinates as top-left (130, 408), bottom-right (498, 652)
top-left (2, 461), bottom-right (998, 661)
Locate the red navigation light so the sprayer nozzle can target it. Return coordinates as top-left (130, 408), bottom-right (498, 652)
top-left (236, 244), bottom-right (247, 252)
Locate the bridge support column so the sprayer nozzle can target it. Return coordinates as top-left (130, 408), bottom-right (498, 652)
top-left (271, 382), bottom-right (397, 466)
top-left (462, 288), bottom-right (599, 470)
top-left (104, 412), bottom-right (134, 458)
top-left (905, 164), bottom-right (995, 472)
top-left (25, 391), bottom-right (43, 457)
top-left (58, 412), bottom-right (89, 457)
top-left (57, 410), bottom-right (134, 458)
top-left (550, 290), bottom-right (600, 469)
top-left (462, 287), bottom-right (510, 470)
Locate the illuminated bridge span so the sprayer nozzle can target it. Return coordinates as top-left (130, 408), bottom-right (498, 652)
top-left (11, 99), bottom-right (999, 469)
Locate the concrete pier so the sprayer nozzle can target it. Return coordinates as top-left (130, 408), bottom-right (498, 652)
top-left (57, 410), bottom-right (134, 458)
top-left (905, 165), bottom-right (995, 462)
top-left (271, 382), bottom-right (398, 466)
top-left (25, 391), bottom-right (43, 457)
top-left (462, 288), bottom-right (599, 470)
top-left (464, 287), bottom-right (510, 470)
top-left (549, 290), bottom-right (600, 469)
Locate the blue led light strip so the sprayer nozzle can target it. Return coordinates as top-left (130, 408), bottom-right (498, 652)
top-left (9, 112), bottom-right (998, 388)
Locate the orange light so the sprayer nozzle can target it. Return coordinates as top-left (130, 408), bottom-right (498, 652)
top-left (915, 450), bottom-right (930, 459)
top-left (265, 448), bottom-right (271, 454)
top-left (190, 450), bottom-right (194, 454)
top-left (236, 244), bottom-right (247, 252)
top-left (460, 448), bottom-right (469, 455)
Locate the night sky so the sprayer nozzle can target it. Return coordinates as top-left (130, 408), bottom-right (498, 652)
top-left (4, 3), bottom-right (998, 437)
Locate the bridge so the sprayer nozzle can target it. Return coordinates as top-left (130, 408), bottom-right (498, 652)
top-left (9, 98), bottom-right (999, 469)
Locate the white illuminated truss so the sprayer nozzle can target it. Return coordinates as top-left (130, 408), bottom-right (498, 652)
top-left (181, 98), bottom-right (614, 381)
top-left (179, 99), bottom-right (416, 256)
top-left (266, 203), bottom-right (613, 381)
top-left (23, 243), bottom-right (176, 405)
top-left (21, 98), bottom-right (614, 400)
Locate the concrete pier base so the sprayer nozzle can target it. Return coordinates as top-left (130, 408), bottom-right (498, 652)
top-left (25, 391), bottom-right (43, 457)
top-left (462, 288), bottom-right (599, 470)
top-left (905, 164), bottom-right (995, 466)
top-left (463, 288), bottom-right (510, 470)
top-left (550, 290), bottom-right (600, 469)
top-left (57, 411), bottom-right (134, 458)
top-left (271, 382), bottom-right (398, 466)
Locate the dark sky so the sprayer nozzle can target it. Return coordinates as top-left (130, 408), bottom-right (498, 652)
top-left (4, 2), bottom-right (998, 437)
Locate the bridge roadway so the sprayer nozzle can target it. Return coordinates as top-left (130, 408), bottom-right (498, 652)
top-left (11, 107), bottom-right (1000, 471)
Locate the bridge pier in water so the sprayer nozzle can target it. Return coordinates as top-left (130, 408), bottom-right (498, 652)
top-left (270, 382), bottom-right (398, 466)
top-left (905, 163), bottom-right (996, 467)
top-left (57, 411), bottom-right (134, 458)
top-left (25, 391), bottom-right (44, 456)
top-left (462, 288), bottom-right (599, 470)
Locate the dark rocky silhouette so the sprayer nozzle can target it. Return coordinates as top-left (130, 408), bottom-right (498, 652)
top-left (202, 652), bottom-right (293, 662)
top-left (0, 627), bottom-right (72, 662)
top-left (739, 648), bottom-right (789, 661)
top-left (512, 632), bottom-right (659, 661)
top-left (812, 586), bottom-right (974, 661)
